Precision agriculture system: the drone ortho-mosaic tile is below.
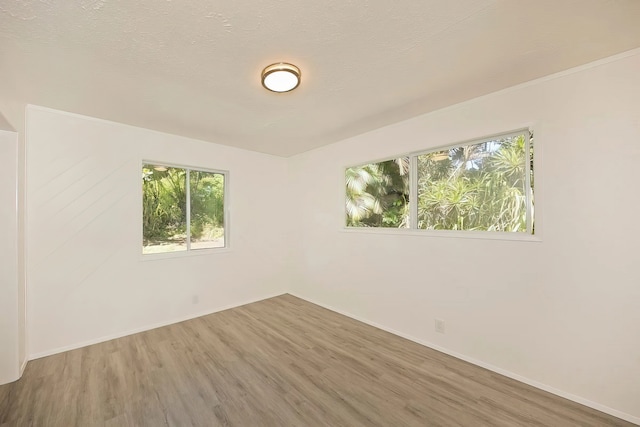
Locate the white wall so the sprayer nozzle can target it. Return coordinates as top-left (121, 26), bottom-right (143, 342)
top-left (26, 106), bottom-right (290, 357)
top-left (289, 51), bottom-right (640, 421)
top-left (0, 103), bottom-right (28, 376)
top-left (0, 130), bottom-right (20, 384)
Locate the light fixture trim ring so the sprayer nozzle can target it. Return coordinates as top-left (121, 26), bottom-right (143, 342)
top-left (261, 62), bottom-right (301, 93)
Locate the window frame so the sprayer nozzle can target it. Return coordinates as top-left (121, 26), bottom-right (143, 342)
top-left (141, 160), bottom-right (230, 259)
top-left (343, 129), bottom-right (539, 241)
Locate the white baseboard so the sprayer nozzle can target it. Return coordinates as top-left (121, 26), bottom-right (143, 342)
top-left (25, 291), bottom-right (639, 424)
top-left (288, 293), bottom-right (640, 426)
top-left (29, 292), bottom-right (287, 360)
top-left (0, 357), bottom-right (30, 386)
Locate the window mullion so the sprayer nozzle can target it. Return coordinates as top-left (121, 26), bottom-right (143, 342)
top-left (410, 155), bottom-right (418, 230)
top-left (186, 168), bottom-right (191, 251)
top-left (525, 131), bottom-right (533, 234)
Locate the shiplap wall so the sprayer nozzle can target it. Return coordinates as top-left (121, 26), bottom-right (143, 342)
top-left (26, 107), bottom-right (290, 357)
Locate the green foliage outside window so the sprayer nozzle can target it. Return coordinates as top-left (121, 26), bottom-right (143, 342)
top-left (143, 165), bottom-right (225, 253)
top-left (345, 133), bottom-right (534, 233)
top-left (346, 157), bottom-right (410, 228)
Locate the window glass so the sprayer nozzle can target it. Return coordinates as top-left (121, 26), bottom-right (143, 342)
top-left (142, 165), bottom-right (187, 253)
top-left (190, 170), bottom-right (225, 249)
top-left (346, 157), bottom-right (410, 228)
top-left (417, 133), bottom-right (531, 232)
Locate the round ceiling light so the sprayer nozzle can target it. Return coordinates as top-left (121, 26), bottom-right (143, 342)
top-left (261, 62), bottom-right (301, 93)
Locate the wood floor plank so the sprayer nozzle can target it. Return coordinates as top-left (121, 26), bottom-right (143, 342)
top-left (0, 294), bottom-right (633, 426)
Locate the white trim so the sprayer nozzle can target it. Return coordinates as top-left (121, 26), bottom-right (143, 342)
top-left (23, 104), bottom-right (289, 159)
top-left (20, 358), bottom-right (27, 375)
top-left (223, 172), bottom-right (230, 250)
top-left (186, 168), bottom-right (191, 251)
top-left (409, 155), bottom-right (418, 228)
top-left (288, 293), bottom-right (640, 425)
top-left (329, 49), bottom-right (640, 158)
top-left (140, 246), bottom-right (231, 261)
top-left (341, 128), bottom-right (531, 171)
top-left (525, 131), bottom-right (533, 234)
top-left (24, 107), bottom-right (31, 371)
top-left (410, 128), bottom-right (529, 159)
top-left (456, 48), bottom-right (640, 108)
top-left (341, 227), bottom-right (541, 242)
top-left (142, 159), bottom-right (228, 178)
top-left (28, 292), bottom-right (286, 360)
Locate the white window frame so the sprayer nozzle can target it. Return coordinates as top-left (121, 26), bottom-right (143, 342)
top-left (141, 161), bottom-right (230, 259)
top-left (343, 129), bottom-right (539, 242)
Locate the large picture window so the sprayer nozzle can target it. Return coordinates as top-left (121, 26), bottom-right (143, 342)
top-left (142, 164), bottom-right (226, 254)
top-left (346, 130), bottom-right (534, 234)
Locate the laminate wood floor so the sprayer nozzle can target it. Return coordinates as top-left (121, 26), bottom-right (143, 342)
top-left (0, 294), bottom-right (633, 426)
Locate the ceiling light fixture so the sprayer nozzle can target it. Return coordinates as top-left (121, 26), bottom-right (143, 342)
top-left (261, 62), bottom-right (301, 93)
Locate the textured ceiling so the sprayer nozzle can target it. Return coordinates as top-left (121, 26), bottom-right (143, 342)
top-left (1, 0), bottom-right (640, 156)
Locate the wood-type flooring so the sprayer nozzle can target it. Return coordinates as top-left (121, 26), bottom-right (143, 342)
top-left (0, 294), bottom-right (633, 426)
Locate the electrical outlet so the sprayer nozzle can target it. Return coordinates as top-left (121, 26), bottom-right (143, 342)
top-left (192, 295), bottom-right (199, 305)
top-left (435, 318), bottom-right (445, 334)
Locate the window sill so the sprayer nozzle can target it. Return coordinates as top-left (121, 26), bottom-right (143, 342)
top-left (140, 247), bottom-right (231, 261)
top-left (340, 227), bottom-right (541, 242)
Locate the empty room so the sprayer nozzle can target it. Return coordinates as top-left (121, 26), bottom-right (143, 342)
top-left (1, 1), bottom-right (639, 425)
